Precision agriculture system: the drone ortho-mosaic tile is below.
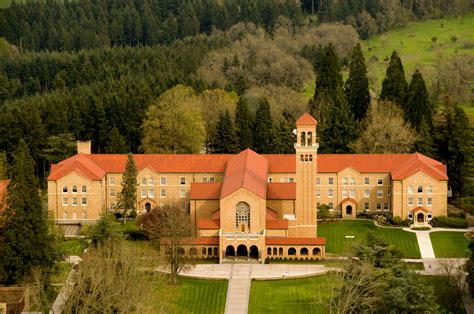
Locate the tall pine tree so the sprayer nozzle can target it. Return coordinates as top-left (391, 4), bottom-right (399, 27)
top-left (380, 50), bottom-right (408, 108)
top-left (105, 127), bottom-right (128, 154)
top-left (272, 118), bottom-right (296, 154)
top-left (210, 110), bottom-right (239, 154)
top-left (117, 154), bottom-right (138, 220)
top-left (345, 43), bottom-right (370, 121)
top-left (253, 99), bottom-right (274, 154)
top-left (0, 139), bottom-right (55, 285)
top-left (235, 97), bottom-right (253, 150)
top-left (405, 70), bottom-right (432, 130)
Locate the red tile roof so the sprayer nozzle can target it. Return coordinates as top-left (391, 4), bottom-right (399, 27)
top-left (266, 219), bottom-right (289, 229)
top-left (161, 237), bottom-right (219, 245)
top-left (267, 183), bottom-right (296, 200)
top-left (49, 153), bottom-right (447, 182)
top-left (190, 183), bottom-right (222, 200)
top-left (341, 197), bottom-right (357, 204)
top-left (196, 219), bottom-right (220, 229)
top-left (220, 149), bottom-right (269, 199)
top-left (412, 206), bottom-right (429, 213)
top-left (266, 208), bottom-right (278, 220)
top-left (296, 113), bottom-right (317, 126)
top-left (265, 237), bottom-right (326, 245)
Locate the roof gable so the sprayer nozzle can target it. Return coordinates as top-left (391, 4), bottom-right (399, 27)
top-left (296, 113), bottom-right (317, 126)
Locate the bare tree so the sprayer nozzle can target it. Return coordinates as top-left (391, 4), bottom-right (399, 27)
top-left (62, 240), bottom-right (170, 313)
top-left (139, 203), bottom-right (194, 284)
top-left (438, 259), bottom-right (469, 312)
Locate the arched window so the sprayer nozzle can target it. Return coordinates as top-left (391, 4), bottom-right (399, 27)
top-left (300, 248), bottom-right (309, 256)
top-left (408, 185), bottom-right (413, 194)
top-left (307, 132), bottom-right (313, 146)
top-left (235, 202), bottom-right (250, 228)
top-left (148, 177), bottom-right (154, 185)
top-left (300, 155), bottom-right (304, 162)
top-left (288, 248), bottom-right (296, 256)
top-left (301, 132), bottom-right (306, 146)
top-left (305, 155), bottom-right (308, 161)
top-left (427, 186), bottom-right (432, 194)
top-left (72, 185), bottom-right (77, 193)
top-left (81, 185), bottom-right (87, 193)
top-left (309, 155), bottom-right (313, 162)
top-left (213, 247), bottom-right (218, 256)
top-left (62, 186), bottom-right (68, 193)
top-left (273, 247), bottom-right (277, 255)
top-left (418, 185), bottom-right (423, 193)
top-left (207, 247), bottom-right (212, 256)
top-left (279, 248), bottom-right (283, 256)
top-left (267, 247), bottom-right (272, 255)
top-left (141, 178), bottom-right (147, 185)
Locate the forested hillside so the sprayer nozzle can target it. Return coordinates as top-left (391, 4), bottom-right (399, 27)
top-left (0, 0), bottom-right (473, 197)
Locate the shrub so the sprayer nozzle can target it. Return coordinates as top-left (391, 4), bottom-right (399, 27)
top-left (430, 216), bottom-right (468, 228)
top-left (448, 211), bottom-right (466, 219)
top-left (412, 226), bottom-right (431, 231)
top-left (391, 216), bottom-right (402, 225)
top-left (123, 229), bottom-right (146, 241)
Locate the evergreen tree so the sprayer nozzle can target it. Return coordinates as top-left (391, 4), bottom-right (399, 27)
top-left (105, 127), bottom-right (128, 154)
top-left (272, 118), bottom-right (295, 154)
top-left (405, 70), bottom-right (432, 130)
top-left (0, 152), bottom-right (7, 180)
top-left (414, 120), bottom-right (434, 157)
top-left (235, 97), bottom-right (253, 150)
top-left (323, 100), bottom-right (358, 153)
top-left (117, 154), bottom-right (138, 220)
top-left (0, 139), bottom-right (55, 285)
top-left (380, 50), bottom-right (408, 108)
top-left (345, 43), bottom-right (370, 121)
top-left (210, 110), bottom-right (239, 154)
top-left (253, 99), bottom-right (274, 154)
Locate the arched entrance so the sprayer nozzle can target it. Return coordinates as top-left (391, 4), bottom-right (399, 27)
top-left (225, 245), bottom-right (235, 258)
top-left (346, 205), bottom-right (352, 215)
top-left (145, 202), bottom-right (151, 212)
top-left (417, 212), bottom-right (425, 223)
top-left (249, 245), bottom-right (259, 259)
top-left (237, 245), bottom-right (248, 258)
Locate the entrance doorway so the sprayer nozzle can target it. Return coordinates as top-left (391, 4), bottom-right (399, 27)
top-left (249, 245), bottom-right (259, 259)
top-left (237, 245), bottom-right (248, 258)
top-left (346, 205), bottom-right (353, 216)
top-left (145, 202), bottom-right (151, 212)
top-left (417, 212), bottom-right (425, 223)
top-left (225, 245), bottom-right (235, 258)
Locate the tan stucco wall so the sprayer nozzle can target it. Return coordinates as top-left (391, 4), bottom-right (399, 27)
top-left (220, 188), bottom-right (266, 233)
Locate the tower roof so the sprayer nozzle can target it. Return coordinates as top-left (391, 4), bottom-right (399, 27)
top-left (296, 113), bottom-right (317, 126)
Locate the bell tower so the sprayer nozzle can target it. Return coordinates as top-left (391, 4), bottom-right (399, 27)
top-left (294, 113), bottom-right (318, 237)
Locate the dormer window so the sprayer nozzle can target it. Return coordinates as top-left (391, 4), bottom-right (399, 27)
top-left (81, 185), bottom-right (87, 193)
top-left (418, 185), bottom-right (423, 193)
top-left (62, 186), bottom-right (68, 193)
top-left (72, 185), bottom-right (78, 193)
top-left (141, 178), bottom-right (147, 185)
top-left (148, 177), bottom-right (154, 186)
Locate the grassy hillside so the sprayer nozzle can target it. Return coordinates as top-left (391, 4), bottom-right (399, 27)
top-left (361, 13), bottom-right (474, 93)
top-left (0, 0), bottom-right (26, 8)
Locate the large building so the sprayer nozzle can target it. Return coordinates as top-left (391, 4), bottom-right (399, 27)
top-left (48, 113), bottom-right (448, 263)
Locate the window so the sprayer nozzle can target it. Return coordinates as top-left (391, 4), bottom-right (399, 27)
top-left (427, 212), bottom-right (432, 219)
top-left (408, 197), bottom-right (414, 206)
top-left (377, 178), bottom-right (383, 185)
top-left (235, 202), bottom-right (250, 228)
top-left (62, 197), bottom-right (68, 206)
top-left (82, 211), bottom-right (87, 219)
top-left (418, 197), bottom-right (423, 206)
top-left (63, 212), bottom-right (68, 220)
top-left (350, 178), bottom-right (355, 185)
top-left (209, 177), bottom-right (215, 183)
top-left (202, 177), bottom-right (208, 183)
top-left (376, 202), bottom-right (382, 210)
top-left (427, 197), bottom-right (432, 206)
top-left (342, 178), bottom-right (347, 185)
top-left (408, 211), bottom-right (413, 219)
top-left (408, 185), bottom-right (413, 194)
top-left (377, 189), bottom-right (383, 198)
top-left (316, 189), bottom-right (321, 198)
top-left (364, 189), bottom-right (370, 198)
top-left (81, 198), bottom-right (87, 206)
top-left (72, 185), bottom-right (78, 193)
top-left (72, 197), bottom-right (78, 206)
top-left (342, 189), bottom-right (348, 197)
top-left (350, 189), bottom-right (355, 198)
top-left (268, 177), bottom-right (273, 183)
top-left (62, 186), bottom-right (68, 193)
top-left (364, 202), bottom-right (370, 210)
top-left (180, 177), bottom-right (186, 185)
top-left (109, 177), bottom-right (115, 185)
top-left (160, 177), bottom-right (166, 185)
top-left (141, 178), bottom-right (147, 185)
top-left (288, 177), bottom-right (295, 183)
top-left (81, 185), bottom-right (87, 193)
top-left (141, 189), bottom-right (147, 198)
top-left (328, 177), bottom-right (334, 185)
top-left (180, 188), bottom-right (186, 198)
top-left (427, 186), bottom-right (432, 194)
top-left (160, 189), bottom-right (166, 197)
top-left (149, 189), bottom-right (155, 198)
top-left (328, 189), bottom-right (334, 197)
top-left (109, 188), bottom-right (115, 197)
top-left (328, 202), bottom-right (334, 210)
top-left (148, 177), bottom-right (154, 186)
top-left (316, 177), bottom-right (321, 185)
top-left (364, 177), bottom-right (369, 185)
top-left (418, 185), bottom-right (423, 193)
top-left (383, 203), bottom-right (389, 211)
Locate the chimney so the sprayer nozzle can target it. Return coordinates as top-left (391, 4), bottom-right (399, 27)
top-left (77, 141), bottom-right (92, 154)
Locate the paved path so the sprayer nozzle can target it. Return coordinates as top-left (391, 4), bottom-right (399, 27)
top-left (225, 264), bottom-right (251, 314)
top-left (415, 231), bottom-right (436, 258)
top-left (50, 256), bottom-right (82, 314)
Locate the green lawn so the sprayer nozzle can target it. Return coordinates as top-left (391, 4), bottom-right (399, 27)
top-left (249, 275), bottom-right (335, 313)
top-left (361, 13), bottom-right (474, 92)
top-left (173, 278), bottom-right (228, 314)
top-left (267, 259), bottom-right (348, 268)
top-left (57, 239), bottom-right (87, 256)
top-left (430, 231), bottom-right (471, 258)
top-left (0, 0), bottom-right (26, 8)
top-left (318, 220), bottom-right (421, 258)
top-left (50, 262), bottom-right (73, 284)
